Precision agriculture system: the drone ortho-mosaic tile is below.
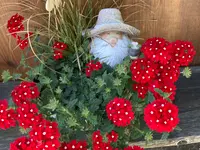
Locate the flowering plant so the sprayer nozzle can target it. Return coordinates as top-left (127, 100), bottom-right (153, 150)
top-left (0, 1), bottom-right (196, 150)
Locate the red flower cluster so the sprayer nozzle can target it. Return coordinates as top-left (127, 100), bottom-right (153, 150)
top-left (92, 130), bottom-right (117, 150)
top-left (0, 100), bottom-right (16, 130)
top-left (16, 103), bottom-right (43, 129)
top-left (106, 97), bottom-right (134, 127)
top-left (130, 58), bottom-right (157, 84)
top-left (131, 37), bottom-right (196, 100)
top-left (106, 130), bottom-right (118, 143)
top-left (10, 137), bottom-right (36, 150)
top-left (124, 146), bottom-right (144, 150)
top-left (29, 120), bottom-right (61, 149)
top-left (7, 14), bottom-right (33, 50)
top-left (85, 60), bottom-right (102, 77)
top-left (144, 99), bottom-right (179, 133)
top-left (60, 140), bottom-right (87, 150)
top-left (7, 13), bottom-right (24, 37)
top-left (171, 40), bottom-right (196, 66)
top-left (11, 81), bottom-right (40, 106)
top-left (53, 41), bottom-right (68, 60)
top-left (92, 130), bottom-right (143, 150)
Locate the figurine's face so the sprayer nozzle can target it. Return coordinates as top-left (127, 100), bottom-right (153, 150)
top-left (99, 31), bottom-right (123, 47)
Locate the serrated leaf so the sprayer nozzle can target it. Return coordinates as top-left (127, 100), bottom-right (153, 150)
top-left (55, 86), bottom-right (62, 94)
top-left (182, 67), bottom-right (192, 78)
top-left (95, 77), bottom-right (106, 88)
top-left (87, 114), bottom-right (98, 126)
top-left (39, 76), bottom-right (52, 85)
top-left (161, 132), bottom-right (170, 140)
top-left (59, 75), bottom-right (69, 84)
top-left (68, 99), bottom-right (78, 109)
top-left (12, 73), bottom-right (22, 80)
top-left (147, 91), bottom-right (155, 102)
top-left (174, 126), bottom-right (182, 131)
top-left (19, 127), bottom-right (29, 134)
top-left (1, 70), bottom-right (12, 82)
top-left (113, 78), bottom-right (122, 86)
top-left (144, 132), bottom-right (153, 142)
top-left (67, 117), bottom-right (79, 127)
top-left (43, 98), bottom-right (59, 111)
top-left (100, 120), bottom-right (115, 133)
top-left (81, 108), bottom-right (90, 118)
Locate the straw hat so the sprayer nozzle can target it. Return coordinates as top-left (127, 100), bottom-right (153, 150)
top-left (88, 8), bottom-right (140, 37)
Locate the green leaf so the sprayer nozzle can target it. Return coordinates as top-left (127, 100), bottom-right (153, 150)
top-left (182, 67), bottom-right (192, 78)
top-left (81, 108), bottom-right (90, 118)
top-left (100, 120), bottom-right (115, 133)
top-left (43, 98), bottom-right (59, 111)
top-left (19, 127), bottom-right (29, 135)
top-left (154, 88), bottom-right (171, 100)
top-left (67, 117), bottom-right (79, 127)
top-left (33, 64), bottom-right (44, 75)
top-left (12, 73), bottom-right (22, 80)
top-left (144, 132), bottom-right (153, 142)
top-left (174, 126), bottom-right (182, 131)
top-left (68, 99), bottom-right (78, 109)
top-left (39, 76), bottom-right (52, 85)
top-left (147, 91), bottom-right (155, 102)
top-left (1, 70), bottom-right (12, 82)
top-left (59, 75), bottom-right (70, 84)
top-left (115, 64), bottom-right (126, 75)
top-left (55, 86), bottom-right (62, 94)
top-left (87, 114), bottom-right (98, 126)
top-left (95, 77), bottom-right (106, 88)
top-left (113, 78), bottom-right (122, 86)
top-left (161, 132), bottom-right (170, 140)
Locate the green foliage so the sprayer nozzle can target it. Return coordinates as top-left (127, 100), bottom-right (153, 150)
top-left (1, 70), bottom-right (12, 82)
top-left (161, 132), bottom-right (170, 140)
top-left (182, 67), bottom-right (192, 78)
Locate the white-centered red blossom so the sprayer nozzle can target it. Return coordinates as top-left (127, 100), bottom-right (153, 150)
top-left (141, 37), bottom-right (172, 64)
top-left (16, 103), bottom-right (43, 129)
top-left (11, 81), bottom-right (40, 106)
top-left (85, 60), bottom-right (102, 77)
top-left (106, 97), bottom-right (135, 127)
top-left (7, 13), bottom-right (24, 37)
top-left (106, 130), bottom-right (118, 143)
top-left (144, 99), bottom-right (179, 133)
top-left (60, 140), bottom-right (87, 150)
top-left (10, 137), bottom-right (36, 150)
top-left (130, 58), bottom-right (158, 84)
top-left (0, 100), bottom-right (16, 130)
top-left (132, 83), bottom-right (149, 99)
top-left (149, 80), bottom-right (177, 101)
top-left (158, 62), bottom-right (180, 83)
top-left (29, 119), bottom-right (61, 149)
top-left (171, 40), bottom-right (196, 66)
top-left (53, 41), bottom-right (68, 60)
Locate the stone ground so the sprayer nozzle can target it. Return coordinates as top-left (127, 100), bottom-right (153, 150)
top-left (1, 67), bottom-right (200, 150)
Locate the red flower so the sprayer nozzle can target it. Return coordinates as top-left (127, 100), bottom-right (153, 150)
top-left (85, 61), bottom-right (102, 77)
top-left (133, 83), bottom-right (148, 99)
top-left (124, 145), bottom-right (144, 150)
top-left (29, 120), bottom-right (60, 149)
top-left (60, 140), bottom-right (87, 150)
top-left (7, 13), bottom-right (24, 37)
top-left (149, 80), bottom-right (176, 101)
top-left (53, 41), bottom-right (68, 60)
top-left (130, 58), bottom-right (158, 84)
top-left (106, 97), bottom-right (134, 127)
top-left (106, 130), bottom-right (118, 143)
top-left (141, 37), bottom-right (172, 64)
top-left (17, 36), bottom-right (28, 50)
top-left (53, 41), bottom-right (68, 50)
top-left (11, 81), bottom-right (40, 106)
top-left (101, 142), bottom-right (113, 150)
top-left (159, 62), bottom-right (180, 83)
top-left (10, 137), bottom-right (36, 150)
top-left (85, 68), bottom-right (92, 77)
top-left (16, 103), bottom-right (43, 129)
top-left (92, 130), bottom-right (103, 150)
top-left (0, 100), bottom-right (16, 130)
top-left (171, 40), bottom-right (196, 66)
top-left (54, 50), bottom-right (64, 60)
top-left (144, 99), bottom-right (179, 133)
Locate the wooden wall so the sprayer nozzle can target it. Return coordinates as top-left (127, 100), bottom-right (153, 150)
top-left (0, 0), bottom-right (200, 75)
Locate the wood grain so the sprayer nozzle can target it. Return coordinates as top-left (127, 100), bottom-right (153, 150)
top-left (0, 0), bottom-right (200, 74)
